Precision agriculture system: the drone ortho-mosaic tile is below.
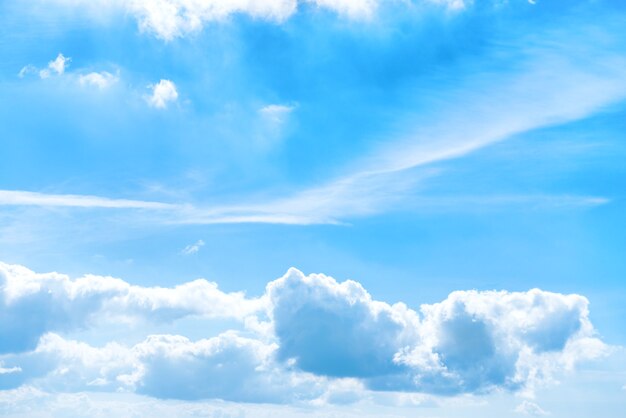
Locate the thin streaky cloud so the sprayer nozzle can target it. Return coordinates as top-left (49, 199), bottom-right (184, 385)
top-left (0, 190), bottom-right (179, 210)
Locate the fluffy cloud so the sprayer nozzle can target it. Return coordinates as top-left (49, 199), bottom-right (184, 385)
top-left (397, 289), bottom-right (600, 394)
top-left (78, 71), bottom-right (119, 89)
top-left (0, 331), bottom-right (325, 404)
top-left (268, 268), bottom-right (419, 378)
top-left (128, 0), bottom-right (384, 39)
top-left (38, 0), bottom-right (469, 40)
top-left (19, 54), bottom-right (120, 91)
top-left (0, 262), bottom-right (263, 354)
top-left (130, 0), bottom-right (297, 40)
top-left (268, 270), bottom-right (606, 395)
top-left (134, 332), bottom-right (322, 402)
top-left (19, 53), bottom-right (70, 79)
top-left (39, 53), bottom-right (70, 78)
top-left (0, 262), bottom-right (609, 401)
top-left (146, 79), bottom-right (179, 108)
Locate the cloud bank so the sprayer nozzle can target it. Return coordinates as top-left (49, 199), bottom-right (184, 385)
top-left (0, 262), bottom-right (608, 403)
top-left (35, 0), bottom-right (482, 40)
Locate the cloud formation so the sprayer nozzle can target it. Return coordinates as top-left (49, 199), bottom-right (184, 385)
top-left (19, 53), bottom-right (70, 79)
top-left (515, 400), bottom-right (550, 416)
top-left (181, 239), bottom-right (205, 255)
top-left (37, 0), bottom-right (477, 40)
top-left (268, 268), bottom-right (419, 378)
top-left (78, 71), bottom-right (119, 89)
top-left (0, 262), bottom-right (263, 354)
top-left (146, 79), bottom-right (179, 109)
top-left (0, 262), bottom-right (608, 402)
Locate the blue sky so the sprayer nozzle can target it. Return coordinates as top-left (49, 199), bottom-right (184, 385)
top-left (1, 0), bottom-right (626, 416)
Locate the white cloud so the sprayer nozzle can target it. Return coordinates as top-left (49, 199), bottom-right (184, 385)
top-left (33, 0), bottom-right (465, 41)
top-left (0, 362), bottom-right (21, 375)
top-left (133, 332), bottom-right (321, 402)
top-left (515, 400), bottom-right (550, 416)
top-left (0, 331), bottom-right (324, 403)
top-left (181, 239), bottom-right (205, 255)
top-left (308, 0), bottom-right (378, 19)
top-left (0, 190), bottom-right (177, 209)
top-left (18, 54), bottom-right (70, 79)
top-left (17, 65), bottom-right (37, 78)
top-left (0, 262), bottom-right (609, 400)
top-left (129, 0), bottom-right (298, 40)
top-left (8, 18), bottom-right (625, 226)
top-left (39, 53), bottom-right (70, 79)
top-left (268, 270), bottom-right (608, 395)
top-left (259, 104), bottom-right (295, 123)
top-left (18, 54), bottom-right (120, 91)
top-left (0, 262), bottom-right (264, 354)
top-left (268, 268), bottom-right (420, 378)
top-left (398, 288), bottom-right (604, 394)
top-left (147, 79), bottom-right (178, 109)
top-left (78, 71), bottom-right (119, 89)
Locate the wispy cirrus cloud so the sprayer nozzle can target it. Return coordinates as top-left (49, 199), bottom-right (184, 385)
top-left (5, 9), bottom-right (625, 225)
top-left (181, 239), bottom-right (205, 255)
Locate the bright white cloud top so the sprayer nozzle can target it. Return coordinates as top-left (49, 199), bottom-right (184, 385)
top-left (0, 263), bottom-right (608, 403)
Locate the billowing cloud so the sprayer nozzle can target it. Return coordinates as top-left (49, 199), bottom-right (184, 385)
top-left (134, 332), bottom-right (322, 402)
top-left (130, 0), bottom-right (298, 40)
top-left (268, 269), bottom-right (607, 395)
top-left (268, 268), bottom-right (419, 378)
top-left (0, 262), bottom-right (263, 354)
top-left (36, 0), bottom-right (474, 40)
top-left (146, 79), bottom-right (178, 109)
top-left (0, 262), bottom-right (609, 401)
top-left (397, 289), bottom-right (600, 394)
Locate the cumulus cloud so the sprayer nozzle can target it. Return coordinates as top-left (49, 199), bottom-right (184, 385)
top-left (268, 270), bottom-right (607, 395)
top-left (39, 53), bottom-right (70, 78)
top-left (309, 0), bottom-right (378, 19)
top-left (0, 331), bottom-right (325, 403)
top-left (146, 79), bottom-right (178, 108)
top-left (134, 332), bottom-right (322, 402)
top-left (0, 262), bottom-right (263, 354)
top-left (78, 71), bottom-right (119, 89)
top-left (18, 54), bottom-right (120, 91)
top-left (0, 262), bottom-right (609, 401)
top-left (19, 53), bottom-right (70, 79)
top-left (268, 268), bottom-right (419, 378)
top-left (38, 0), bottom-right (442, 40)
top-left (129, 0), bottom-right (298, 40)
top-left (127, 0), bottom-right (382, 39)
top-left (395, 288), bottom-right (601, 394)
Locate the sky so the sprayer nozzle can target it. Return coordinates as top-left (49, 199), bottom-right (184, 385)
top-left (1, 0), bottom-right (625, 416)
